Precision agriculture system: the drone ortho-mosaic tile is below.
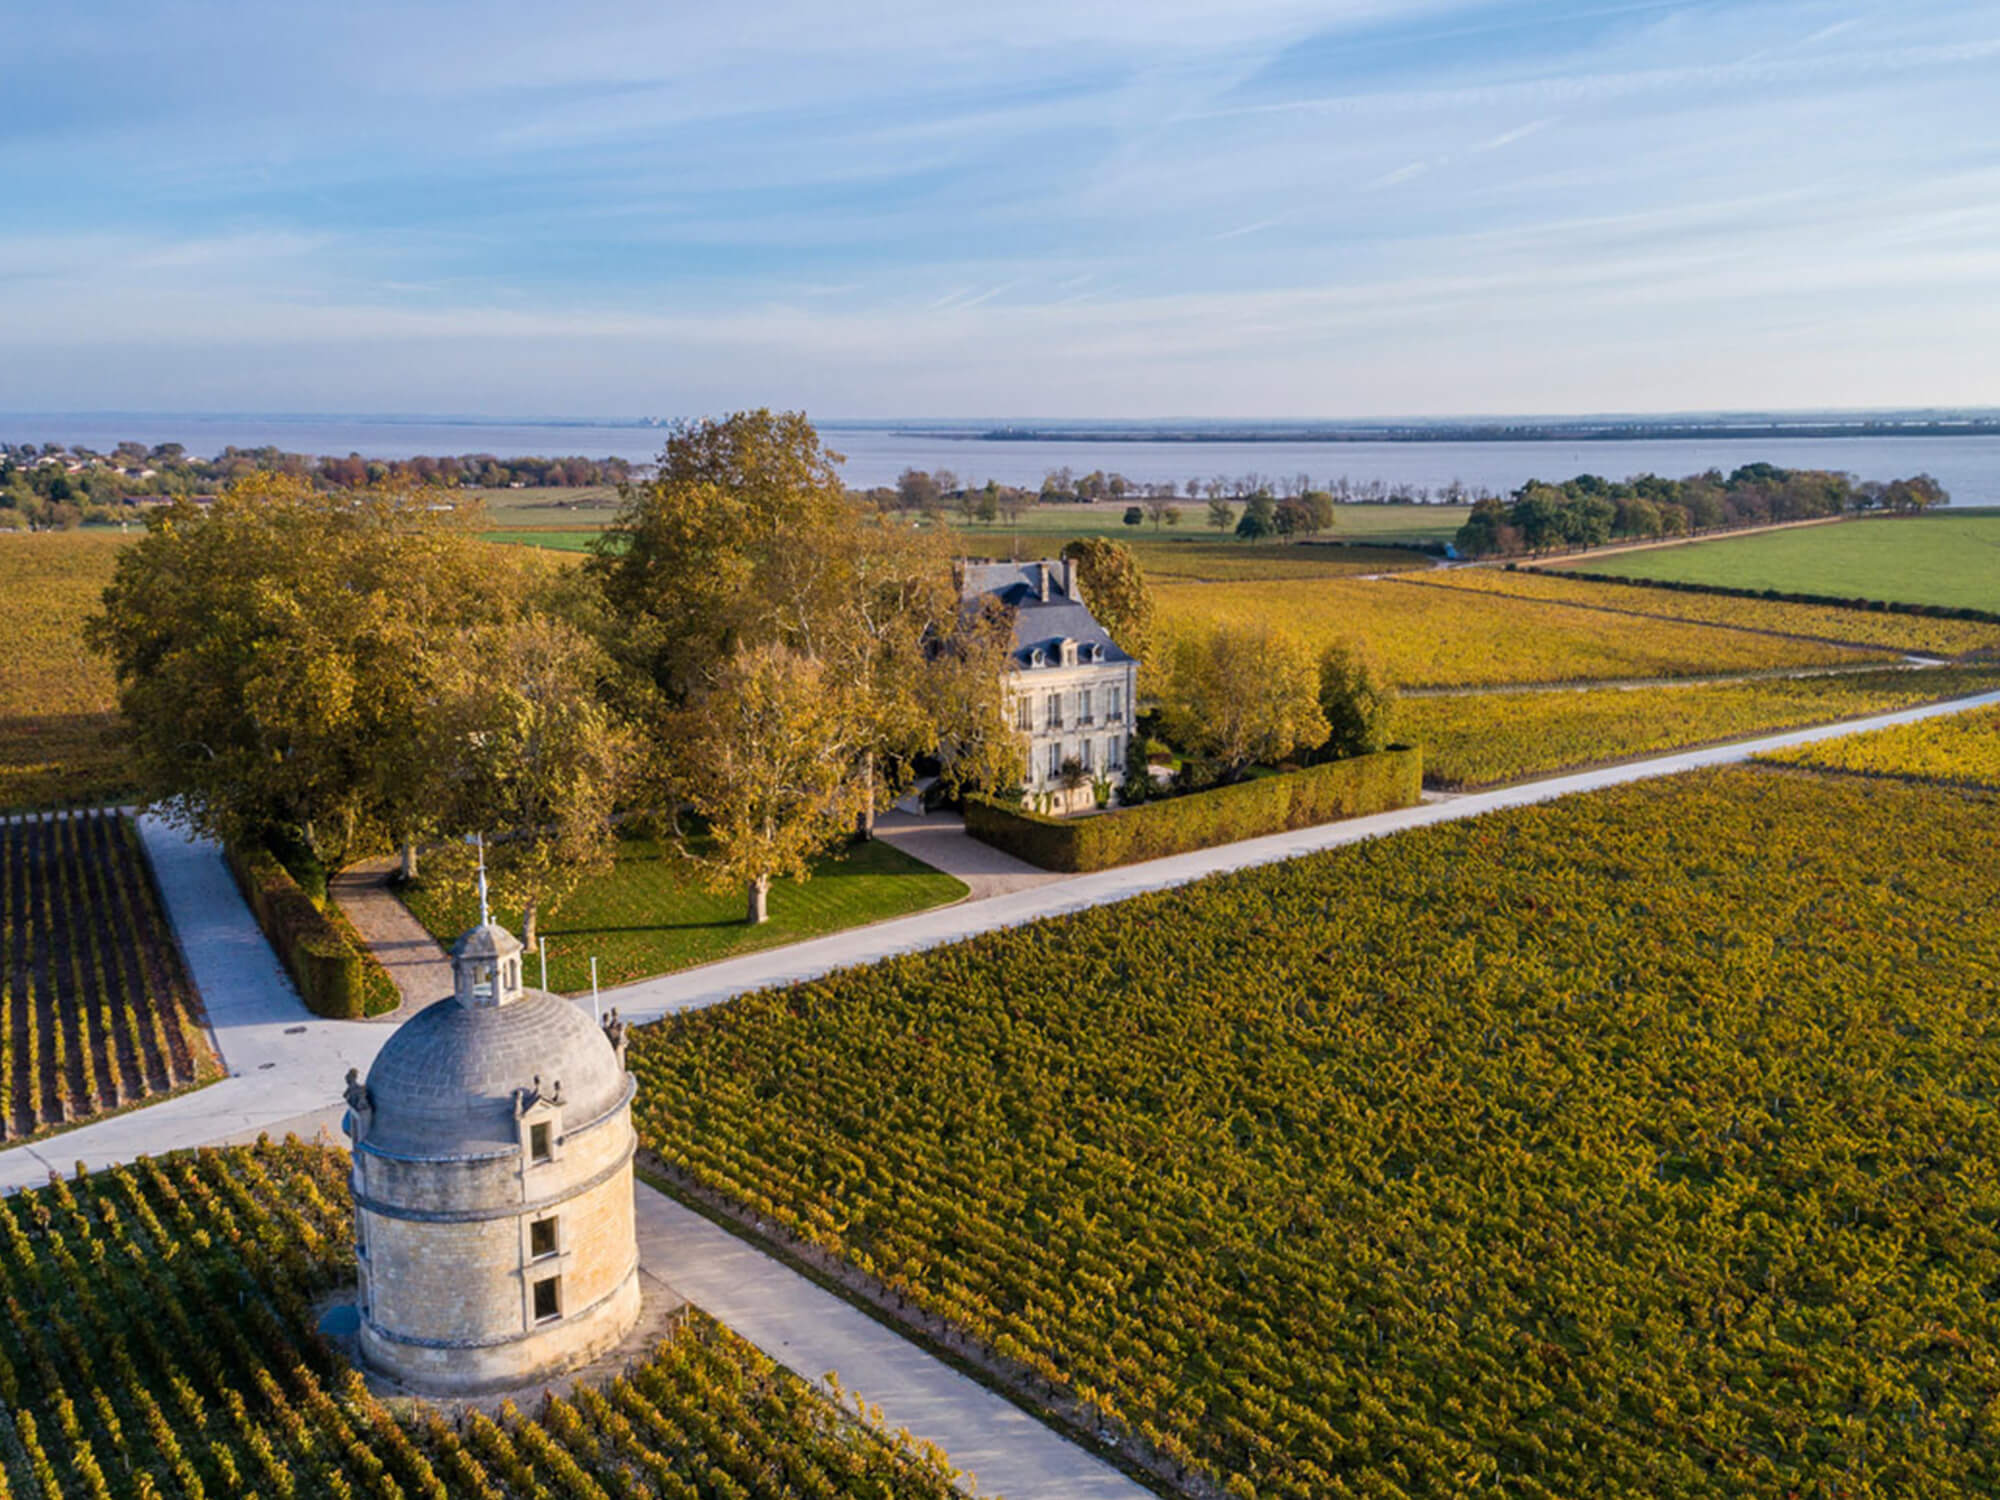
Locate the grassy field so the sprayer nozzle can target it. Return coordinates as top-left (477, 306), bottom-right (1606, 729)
top-left (1759, 702), bottom-right (2000, 788)
top-left (1397, 664), bottom-right (2000, 787)
top-left (1561, 513), bottom-right (2000, 611)
top-left (1, 810), bottom-right (218, 1140)
top-left (1156, 575), bottom-right (1890, 689)
top-left (400, 833), bottom-right (968, 991)
top-left (0, 1143), bottom-right (971, 1498)
top-left (0, 532), bottom-right (132, 810)
top-left (631, 766), bottom-right (2000, 1496)
top-left (460, 484), bottom-right (626, 529)
top-left (1413, 565), bottom-right (2000, 656)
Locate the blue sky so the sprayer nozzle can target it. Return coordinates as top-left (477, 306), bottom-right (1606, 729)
top-left (3, 0), bottom-right (1995, 417)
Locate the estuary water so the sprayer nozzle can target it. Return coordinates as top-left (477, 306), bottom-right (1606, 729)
top-left (9, 413), bottom-right (2000, 504)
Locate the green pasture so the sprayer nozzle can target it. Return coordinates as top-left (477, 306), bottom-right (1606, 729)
top-left (398, 833), bottom-right (967, 992)
top-left (1564, 513), bottom-right (2000, 612)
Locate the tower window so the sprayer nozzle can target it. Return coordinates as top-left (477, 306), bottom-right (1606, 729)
top-left (530, 1216), bottom-right (559, 1259)
top-left (529, 1122), bottom-right (551, 1162)
top-left (532, 1275), bottom-right (561, 1322)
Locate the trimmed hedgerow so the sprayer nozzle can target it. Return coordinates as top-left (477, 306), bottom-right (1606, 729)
top-left (966, 746), bottom-right (1421, 871)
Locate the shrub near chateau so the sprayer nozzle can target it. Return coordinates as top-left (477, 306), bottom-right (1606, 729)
top-left (632, 769), bottom-right (2000, 1497)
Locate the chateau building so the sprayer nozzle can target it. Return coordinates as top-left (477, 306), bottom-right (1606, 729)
top-left (961, 557), bottom-right (1139, 814)
top-left (341, 920), bottom-right (640, 1394)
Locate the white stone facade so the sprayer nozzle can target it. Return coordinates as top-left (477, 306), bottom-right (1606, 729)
top-left (962, 557), bottom-right (1141, 816)
top-left (343, 923), bottom-right (641, 1394)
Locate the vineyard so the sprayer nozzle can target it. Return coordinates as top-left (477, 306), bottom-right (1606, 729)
top-left (1152, 575), bottom-right (1886, 689)
top-left (1, 810), bottom-right (217, 1140)
top-left (0, 1141), bottom-right (973, 1498)
top-left (0, 533), bottom-right (130, 810)
top-left (1402, 566), bottom-right (2000, 656)
top-left (631, 768), bottom-right (2000, 1497)
top-left (1397, 664), bottom-right (2000, 787)
top-left (1758, 704), bottom-right (2000, 788)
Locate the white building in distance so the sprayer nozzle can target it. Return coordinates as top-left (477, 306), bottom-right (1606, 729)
top-left (961, 557), bottom-right (1139, 814)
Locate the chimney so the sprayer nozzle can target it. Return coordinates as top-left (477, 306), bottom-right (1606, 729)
top-left (1063, 557), bottom-right (1076, 598)
top-left (1038, 561), bottom-right (1050, 602)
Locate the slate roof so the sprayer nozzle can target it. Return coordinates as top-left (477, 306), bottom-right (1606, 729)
top-left (961, 559), bottom-right (1135, 669)
top-left (361, 989), bottom-right (625, 1157)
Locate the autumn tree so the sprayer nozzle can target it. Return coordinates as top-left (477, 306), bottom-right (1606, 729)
top-left (1060, 536), bottom-right (1156, 665)
top-left (422, 613), bottom-right (632, 951)
top-left (87, 473), bottom-right (506, 872)
top-left (674, 643), bottom-right (864, 924)
top-left (1158, 623), bottom-right (1328, 779)
top-left (594, 411), bottom-right (1009, 872)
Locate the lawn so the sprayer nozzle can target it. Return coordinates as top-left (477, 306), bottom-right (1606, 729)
top-left (399, 833), bottom-right (969, 991)
top-left (480, 527), bottom-right (601, 552)
top-left (0, 531), bottom-right (134, 810)
top-left (1561, 513), bottom-right (2000, 611)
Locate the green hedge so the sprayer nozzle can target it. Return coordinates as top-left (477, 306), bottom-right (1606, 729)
top-left (225, 843), bottom-right (392, 1019)
top-left (967, 746), bottom-right (1422, 872)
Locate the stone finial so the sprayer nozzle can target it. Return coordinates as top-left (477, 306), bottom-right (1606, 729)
top-left (602, 1008), bottom-right (628, 1065)
top-left (513, 1074), bottom-right (544, 1118)
top-left (343, 1067), bottom-right (372, 1141)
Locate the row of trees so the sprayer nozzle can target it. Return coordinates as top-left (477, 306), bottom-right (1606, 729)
top-left (1456, 465), bottom-right (1949, 557)
top-left (0, 443), bottom-right (637, 530)
top-left (872, 467), bottom-right (1502, 519)
top-left (91, 414), bottom-right (1019, 931)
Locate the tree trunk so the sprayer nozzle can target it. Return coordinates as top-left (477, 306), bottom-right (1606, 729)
top-left (747, 873), bottom-right (770, 925)
top-left (855, 749), bottom-right (877, 840)
top-left (522, 900), bottom-right (539, 953)
top-left (399, 839), bottom-right (419, 882)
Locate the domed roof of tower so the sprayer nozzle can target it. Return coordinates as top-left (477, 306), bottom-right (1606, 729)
top-left (359, 986), bottom-right (626, 1158)
top-left (353, 920), bottom-right (627, 1159)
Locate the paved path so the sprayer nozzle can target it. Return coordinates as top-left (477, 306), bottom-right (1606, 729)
top-left (599, 686), bottom-right (2000, 1024)
top-left (327, 854), bottom-right (456, 1017)
top-left (873, 808), bottom-right (1064, 899)
top-left (634, 1189), bottom-right (1144, 1499)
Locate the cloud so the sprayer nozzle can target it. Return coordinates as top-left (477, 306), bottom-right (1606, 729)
top-left (3, 0), bottom-right (1997, 416)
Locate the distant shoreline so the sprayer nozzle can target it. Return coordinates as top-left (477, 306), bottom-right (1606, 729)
top-left (950, 420), bottom-right (2000, 445)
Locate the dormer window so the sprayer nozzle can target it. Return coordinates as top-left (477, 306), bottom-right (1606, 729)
top-left (1031, 647), bottom-right (1047, 667)
top-left (529, 1121), bottom-right (551, 1162)
top-left (1060, 639), bottom-right (1078, 667)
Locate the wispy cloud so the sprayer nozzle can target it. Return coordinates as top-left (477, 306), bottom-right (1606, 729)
top-left (2, 0), bottom-right (1996, 415)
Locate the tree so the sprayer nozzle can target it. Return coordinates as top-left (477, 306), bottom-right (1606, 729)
top-left (1883, 474), bottom-right (1948, 512)
top-left (594, 411), bottom-right (1006, 848)
top-left (1235, 493), bottom-right (1277, 541)
top-left (1164, 505), bottom-right (1182, 528)
top-left (1060, 537), bottom-right (1156, 665)
top-left (1122, 505), bottom-right (1144, 527)
top-left (424, 614), bottom-right (631, 951)
top-left (673, 643), bottom-right (864, 924)
top-left (87, 473), bottom-right (506, 872)
top-left (1158, 623), bottom-right (1328, 779)
top-left (896, 468), bottom-right (941, 512)
top-left (1314, 643), bottom-right (1396, 760)
top-left (1207, 498), bottom-right (1233, 532)
top-left (1144, 494), bottom-right (1176, 531)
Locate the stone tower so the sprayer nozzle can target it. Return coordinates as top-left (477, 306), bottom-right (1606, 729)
top-left (341, 920), bottom-right (641, 1394)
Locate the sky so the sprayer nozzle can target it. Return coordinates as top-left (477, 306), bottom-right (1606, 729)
top-left (3, 0), bottom-right (1996, 419)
